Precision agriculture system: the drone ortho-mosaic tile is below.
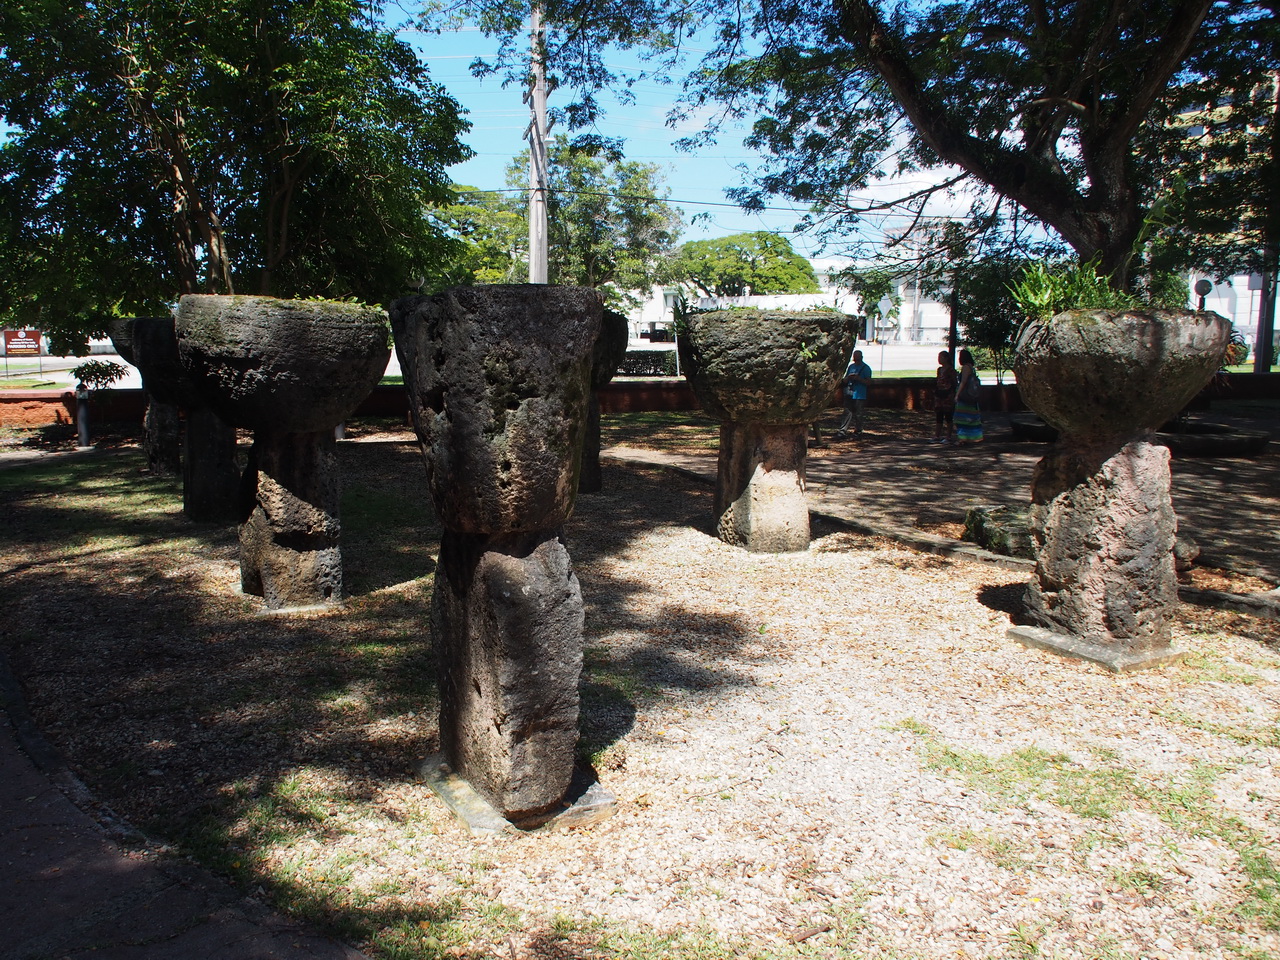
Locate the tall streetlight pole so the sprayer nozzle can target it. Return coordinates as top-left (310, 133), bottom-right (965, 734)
top-left (526, 6), bottom-right (550, 284)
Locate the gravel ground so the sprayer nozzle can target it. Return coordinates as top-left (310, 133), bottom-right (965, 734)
top-left (3, 427), bottom-right (1279, 960)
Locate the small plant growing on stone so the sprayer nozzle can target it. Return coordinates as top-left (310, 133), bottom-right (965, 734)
top-left (1007, 257), bottom-right (1137, 322)
top-left (70, 359), bottom-right (127, 391)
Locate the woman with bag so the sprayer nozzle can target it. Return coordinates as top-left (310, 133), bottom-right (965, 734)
top-left (954, 348), bottom-right (984, 444)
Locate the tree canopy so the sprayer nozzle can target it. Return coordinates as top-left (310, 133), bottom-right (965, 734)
top-left (1, 0), bottom-right (471, 351)
top-left (519, 137), bottom-right (683, 306)
top-left (419, 0), bottom-right (1263, 290)
top-left (675, 232), bottom-right (820, 297)
top-left (435, 138), bottom-right (681, 307)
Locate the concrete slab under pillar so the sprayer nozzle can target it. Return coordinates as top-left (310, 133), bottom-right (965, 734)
top-left (1007, 625), bottom-right (1185, 673)
top-left (417, 754), bottom-right (617, 836)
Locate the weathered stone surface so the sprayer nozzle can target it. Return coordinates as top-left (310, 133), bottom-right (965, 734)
top-left (963, 505), bottom-right (1035, 559)
top-left (580, 309), bottom-right (631, 494)
top-left (1024, 436), bottom-right (1178, 653)
top-left (176, 294), bottom-right (391, 433)
top-left (390, 285), bottom-right (601, 534)
top-left (432, 530), bottom-right (583, 819)
top-left (678, 309), bottom-right (852, 551)
top-left (1012, 308), bottom-right (1232, 667)
top-left (715, 422), bottom-right (811, 552)
top-left (110, 316), bottom-right (238, 516)
top-left (239, 430), bottom-right (344, 608)
top-left (1014, 309), bottom-right (1231, 437)
top-left (679, 309), bottom-right (855, 424)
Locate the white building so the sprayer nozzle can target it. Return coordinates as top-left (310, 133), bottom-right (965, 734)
top-left (627, 256), bottom-right (956, 346)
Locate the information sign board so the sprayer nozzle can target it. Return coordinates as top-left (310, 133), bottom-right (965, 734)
top-left (3, 329), bottom-right (43, 356)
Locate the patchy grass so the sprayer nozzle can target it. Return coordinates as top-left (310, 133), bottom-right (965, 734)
top-left (898, 722), bottom-right (1280, 933)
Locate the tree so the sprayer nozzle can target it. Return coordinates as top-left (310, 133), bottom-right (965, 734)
top-left (501, 137), bottom-right (683, 307)
top-left (1, 0), bottom-right (471, 351)
top-left (421, 0), bottom-right (1241, 290)
top-left (954, 257), bottom-right (1030, 384)
top-left (436, 188), bottom-right (527, 285)
top-left (1137, 2), bottom-right (1278, 369)
top-left (827, 265), bottom-right (898, 342)
top-left (675, 232), bottom-right (820, 297)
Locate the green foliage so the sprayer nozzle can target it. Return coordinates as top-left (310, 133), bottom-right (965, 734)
top-left (618, 350), bottom-right (678, 377)
top-left (70, 360), bottom-right (128, 391)
top-left (1224, 329), bottom-right (1250, 367)
top-left (831, 266), bottom-right (900, 341)
top-left (1007, 260), bottom-right (1139, 322)
top-left (500, 137), bottom-right (683, 309)
top-left (673, 232), bottom-right (819, 298)
top-left (1137, 6), bottom-right (1278, 280)
top-left (0, 0), bottom-right (471, 351)
top-left (424, 0), bottom-right (1244, 287)
top-left (435, 188), bottom-right (527, 286)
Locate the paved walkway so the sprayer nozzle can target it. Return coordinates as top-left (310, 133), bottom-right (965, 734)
top-left (606, 409), bottom-right (1280, 580)
top-left (0, 649), bottom-right (369, 960)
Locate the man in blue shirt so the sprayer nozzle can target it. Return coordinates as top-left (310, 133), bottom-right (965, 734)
top-left (835, 349), bottom-right (873, 438)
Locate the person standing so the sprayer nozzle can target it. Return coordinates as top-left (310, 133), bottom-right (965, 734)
top-left (933, 350), bottom-right (957, 443)
top-left (954, 348), bottom-right (984, 444)
top-left (835, 349), bottom-right (873, 438)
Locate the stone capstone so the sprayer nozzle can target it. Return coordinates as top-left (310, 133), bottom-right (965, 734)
top-left (390, 285), bottom-right (602, 534)
top-left (679, 309), bottom-right (855, 424)
top-left (1015, 309), bottom-right (1231, 437)
top-left (176, 295), bottom-right (391, 433)
top-left (110, 316), bottom-right (203, 408)
top-left (592, 309), bottom-right (631, 390)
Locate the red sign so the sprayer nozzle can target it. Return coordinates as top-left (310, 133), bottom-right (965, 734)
top-left (4, 329), bottom-right (43, 356)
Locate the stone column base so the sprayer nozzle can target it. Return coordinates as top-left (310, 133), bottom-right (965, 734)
top-left (715, 421), bottom-right (810, 552)
top-left (432, 529), bottom-right (584, 820)
top-left (1008, 625), bottom-right (1185, 673)
top-left (240, 430), bottom-right (343, 609)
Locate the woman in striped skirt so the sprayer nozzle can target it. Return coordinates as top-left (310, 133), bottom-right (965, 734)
top-left (954, 349), bottom-right (983, 444)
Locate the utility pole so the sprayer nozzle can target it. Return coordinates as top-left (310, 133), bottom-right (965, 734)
top-left (525, 5), bottom-right (550, 284)
top-left (1256, 266), bottom-right (1276, 373)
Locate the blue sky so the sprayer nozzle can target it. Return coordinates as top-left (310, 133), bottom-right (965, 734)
top-left (409, 27), bottom-right (845, 257)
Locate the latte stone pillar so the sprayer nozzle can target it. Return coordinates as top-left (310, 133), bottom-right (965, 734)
top-left (678, 309), bottom-right (855, 552)
top-left (109, 316), bottom-right (241, 522)
top-left (175, 295), bottom-right (391, 610)
top-left (1009, 308), bottom-right (1231, 671)
top-left (392, 284), bottom-right (611, 829)
top-left (580, 307), bottom-right (630, 494)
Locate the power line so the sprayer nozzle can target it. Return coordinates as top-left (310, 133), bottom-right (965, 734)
top-left (451, 185), bottom-right (972, 223)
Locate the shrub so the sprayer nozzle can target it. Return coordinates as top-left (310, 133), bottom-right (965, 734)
top-left (619, 349), bottom-right (678, 377)
top-left (71, 360), bottom-right (127, 391)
